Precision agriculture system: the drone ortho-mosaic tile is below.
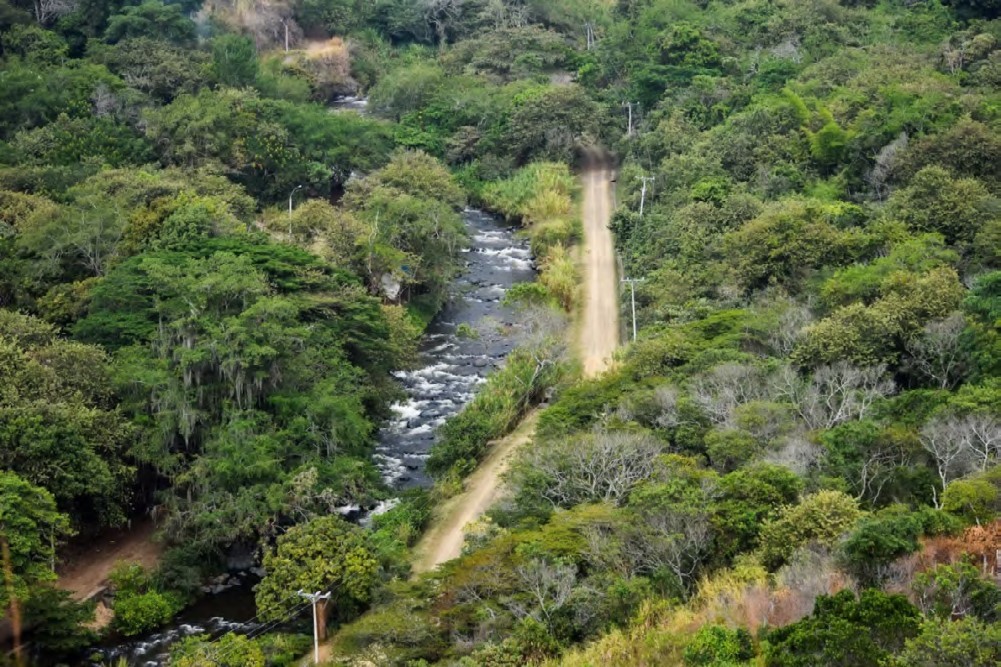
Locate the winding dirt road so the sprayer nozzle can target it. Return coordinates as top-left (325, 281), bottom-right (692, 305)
top-left (411, 163), bottom-right (619, 573)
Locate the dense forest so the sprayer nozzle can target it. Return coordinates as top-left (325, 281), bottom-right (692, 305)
top-left (1, 0), bottom-right (1000, 665)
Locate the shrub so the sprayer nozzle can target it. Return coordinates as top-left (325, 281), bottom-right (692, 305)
top-left (684, 624), bottom-right (755, 666)
top-left (112, 590), bottom-right (181, 636)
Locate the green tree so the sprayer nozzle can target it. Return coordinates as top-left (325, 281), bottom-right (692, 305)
top-left (887, 166), bottom-right (998, 247)
top-left (504, 85), bottom-right (601, 164)
top-left (255, 516), bottom-right (379, 635)
top-left (711, 464), bottom-right (803, 566)
top-left (0, 471), bottom-right (71, 610)
top-left (211, 34), bottom-right (259, 88)
top-left (889, 617), bottom-right (1001, 667)
top-left (765, 589), bottom-right (921, 667)
top-left (684, 624), bottom-right (755, 666)
top-left (21, 586), bottom-right (97, 661)
top-left (103, 1), bottom-right (196, 45)
top-left (758, 490), bottom-right (864, 570)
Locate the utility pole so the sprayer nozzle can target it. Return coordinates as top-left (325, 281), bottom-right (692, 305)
top-left (638, 176), bottom-right (655, 216)
top-left (621, 101), bottom-right (635, 137)
top-left (584, 21), bottom-right (595, 50)
top-left (283, 19), bottom-right (289, 52)
top-left (298, 590), bottom-right (332, 665)
top-left (288, 184), bottom-right (303, 237)
top-left (621, 278), bottom-right (645, 342)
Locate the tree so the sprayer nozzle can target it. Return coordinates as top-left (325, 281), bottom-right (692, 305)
top-left (889, 617), bottom-right (1001, 667)
top-left (772, 362), bottom-right (895, 431)
top-left (758, 490), bottom-right (864, 570)
top-left (211, 35), bottom-right (259, 88)
top-left (764, 589), bottom-right (921, 667)
top-left (514, 431), bottom-right (666, 509)
top-left (887, 166), bottom-right (996, 246)
top-left (21, 586), bottom-right (97, 661)
top-left (504, 85), bottom-right (601, 165)
top-left (840, 509), bottom-right (925, 585)
top-left (684, 624), bottom-right (755, 666)
top-left (920, 412), bottom-right (1001, 498)
top-left (942, 470), bottom-right (1001, 524)
top-left (906, 312), bottom-right (970, 389)
top-left (0, 472), bottom-right (71, 611)
top-left (711, 464), bottom-right (803, 565)
top-left (255, 516), bottom-right (379, 636)
top-left (912, 562), bottom-right (1001, 621)
top-left (103, 1), bottom-right (196, 45)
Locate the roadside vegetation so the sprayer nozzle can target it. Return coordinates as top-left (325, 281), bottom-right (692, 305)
top-left (1, 0), bottom-right (1000, 665)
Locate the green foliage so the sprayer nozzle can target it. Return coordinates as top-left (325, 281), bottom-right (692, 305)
top-left (889, 617), bottom-right (1001, 667)
top-left (764, 589), bottom-right (921, 667)
top-left (108, 561), bottom-right (183, 636)
top-left (104, 1), bottom-right (196, 45)
top-left (112, 589), bottom-right (181, 636)
top-left (256, 516), bottom-right (379, 622)
top-left (684, 624), bottom-right (755, 666)
top-left (912, 561), bottom-right (1001, 622)
top-left (171, 632), bottom-right (266, 667)
top-left (0, 471), bottom-right (70, 610)
top-left (211, 35), bottom-right (259, 88)
top-left (758, 490), bottom-right (864, 570)
top-left (22, 586), bottom-right (97, 660)
top-left (840, 507), bottom-right (926, 584)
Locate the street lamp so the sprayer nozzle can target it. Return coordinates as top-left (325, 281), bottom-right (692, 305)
top-left (288, 184), bottom-right (304, 237)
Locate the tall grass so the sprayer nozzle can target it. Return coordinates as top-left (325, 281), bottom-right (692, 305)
top-left (482, 162), bottom-right (582, 310)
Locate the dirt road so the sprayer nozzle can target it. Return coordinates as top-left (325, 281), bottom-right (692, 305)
top-left (57, 519), bottom-right (162, 600)
top-left (412, 412), bottom-right (539, 572)
top-left (580, 164), bottom-right (620, 375)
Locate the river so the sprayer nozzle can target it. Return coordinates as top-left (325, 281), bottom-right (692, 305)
top-left (93, 208), bottom-right (536, 666)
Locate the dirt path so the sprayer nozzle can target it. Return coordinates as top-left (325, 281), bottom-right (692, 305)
top-left (56, 519), bottom-right (162, 600)
top-left (412, 412), bottom-right (539, 573)
top-left (580, 165), bottom-right (620, 375)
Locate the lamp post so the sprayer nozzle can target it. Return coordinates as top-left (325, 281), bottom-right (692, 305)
top-left (288, 184), bottom-right (304, 237)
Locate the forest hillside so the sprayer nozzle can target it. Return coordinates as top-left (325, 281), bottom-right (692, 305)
top-left (0, 1), bottom-right (1000, 666)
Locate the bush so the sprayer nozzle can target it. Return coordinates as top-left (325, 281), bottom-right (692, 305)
top-left (684, 624), bottom-right (755, 666)
top-left (112, 590), bottom-right (181, 636)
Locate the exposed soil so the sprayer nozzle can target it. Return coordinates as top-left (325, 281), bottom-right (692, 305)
top-left (411, 412), bottom-right (539, 573)
top-left (56, 519), bottom-right (162, 601)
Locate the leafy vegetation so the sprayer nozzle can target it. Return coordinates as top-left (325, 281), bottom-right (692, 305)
top-left (2, 0), bottom-right (1000, 664)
